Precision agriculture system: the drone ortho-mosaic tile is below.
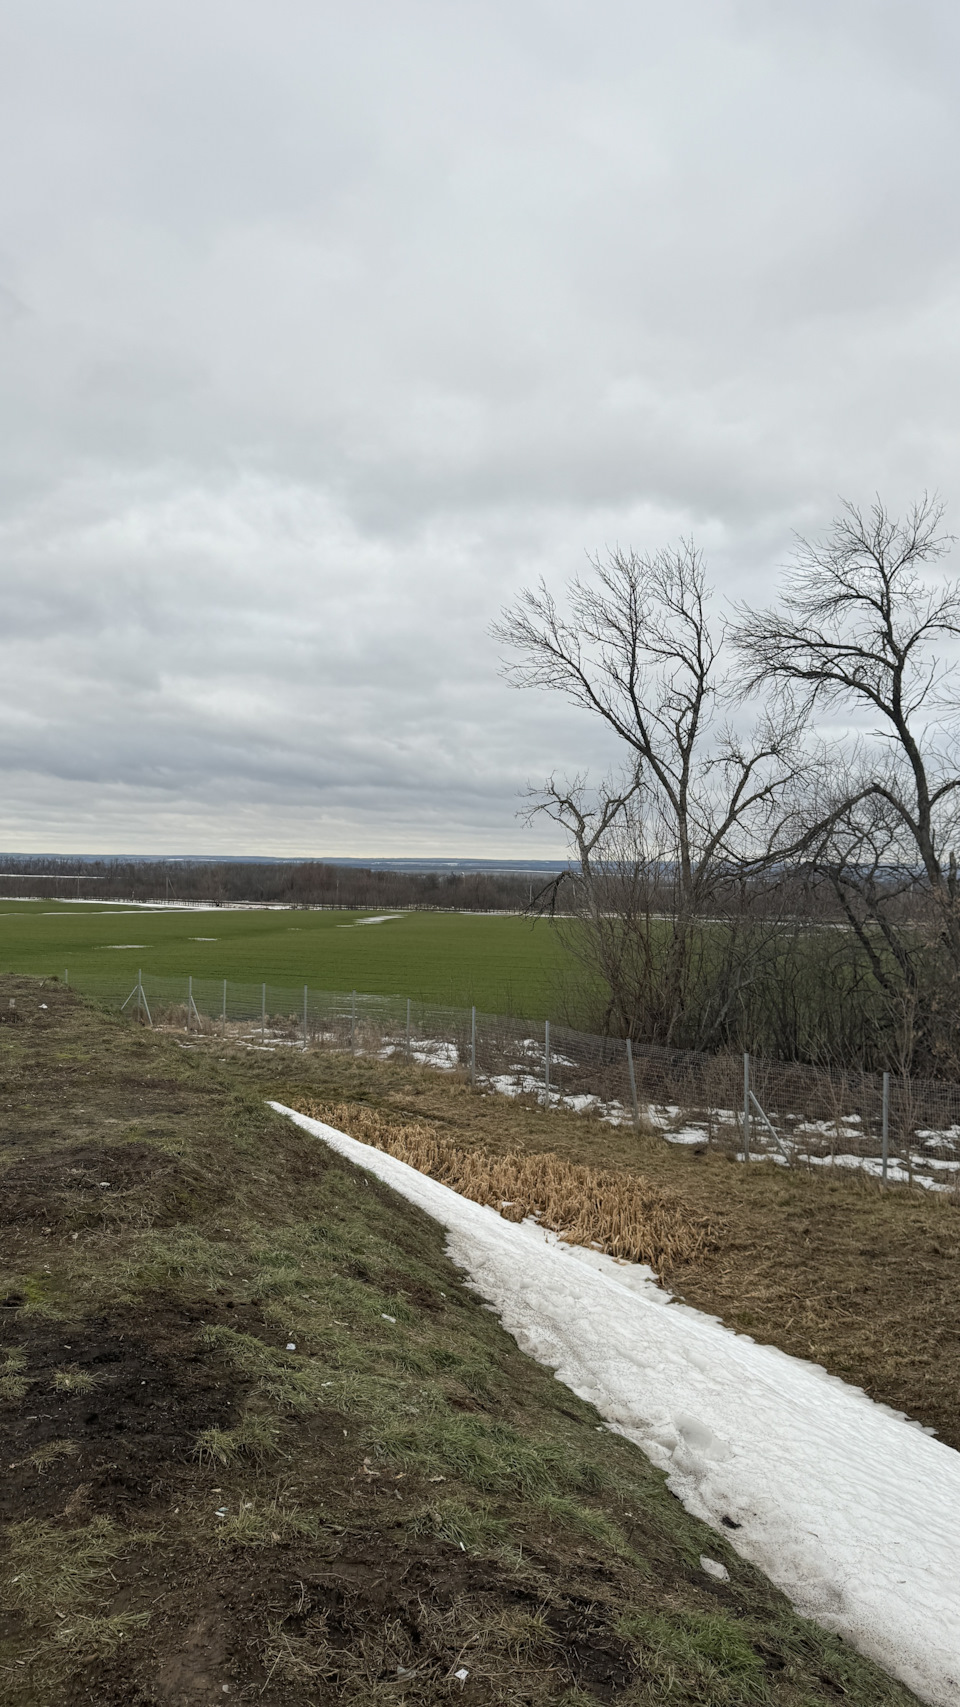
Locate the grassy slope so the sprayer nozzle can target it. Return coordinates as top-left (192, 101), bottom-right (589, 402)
top-left (0, 902), bottom-right (574, 1019)
top-left (0, 978), bottom-right (921, 1707)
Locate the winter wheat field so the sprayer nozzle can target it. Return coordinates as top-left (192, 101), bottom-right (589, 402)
top-left (0, 898), bottom-right (571, 1018)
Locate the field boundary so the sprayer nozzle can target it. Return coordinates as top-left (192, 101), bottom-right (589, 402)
top-left (32, 966), bottom-right (960, 1192)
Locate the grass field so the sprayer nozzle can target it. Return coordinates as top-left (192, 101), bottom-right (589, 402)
top-left (0, 977), bottom-right (923, 1705)
top-left (0, 900), bottom-right (578, 1020)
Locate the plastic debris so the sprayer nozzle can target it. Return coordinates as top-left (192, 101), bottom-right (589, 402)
top-left (454, 1668), bottom-right (470, 1683)
top-left (286, 1342), bottom-right (296, 1351)
top-left (381, 1314), bottom-right (396, 1323)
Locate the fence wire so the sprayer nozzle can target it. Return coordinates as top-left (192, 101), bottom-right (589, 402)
top-left (47, 967), bottom-right (960, 1192)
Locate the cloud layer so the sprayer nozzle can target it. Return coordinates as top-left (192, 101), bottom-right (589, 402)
top-left (2, 0), bottom-right (960, 853)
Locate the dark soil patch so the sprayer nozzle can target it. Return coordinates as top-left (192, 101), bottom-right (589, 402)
top-left (0, 1301), bottom-right (254, 1521)
top-left (0, 1141), bottom-right (199, 1230)
top-left (543, 1600), bottom-right (636, 1695)
top-left (80, 1534), bottom-right (641, 1705)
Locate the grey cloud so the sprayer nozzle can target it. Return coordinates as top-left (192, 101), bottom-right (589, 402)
top-left (1, 1), bottom-right (960, 852)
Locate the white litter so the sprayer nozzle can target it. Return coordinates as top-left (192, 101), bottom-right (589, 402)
top-left (700, 1555), bottom-right (730, 1582)
top-left (453, 1668), bottom-right (470, 1683)
top-left (273, 1103), bottom-right (960, 1707)
top-left (286, 1342), bottom-right (296, 1351)
top-left (381, 1314), bottom-right (396, 1324)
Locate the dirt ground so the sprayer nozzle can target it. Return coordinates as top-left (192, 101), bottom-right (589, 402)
top-left (0, 978), bottom-right (927, 1705)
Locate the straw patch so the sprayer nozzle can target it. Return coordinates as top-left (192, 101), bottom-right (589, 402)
top-left (291, 1100), bottom-right (718, 1272)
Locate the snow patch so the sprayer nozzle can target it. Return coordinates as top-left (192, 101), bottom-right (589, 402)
top-left (337, 914), bottom-right (405, 927)
top-left (273, 1102), bottom-right (960, 1707)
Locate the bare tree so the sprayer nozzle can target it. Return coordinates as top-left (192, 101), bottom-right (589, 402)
top-left (495, 543), bottom-right (803, 1046)
top-left (733, 496), bottom-right (960, 1068)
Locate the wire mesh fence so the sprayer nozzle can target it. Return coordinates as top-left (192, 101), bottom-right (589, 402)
top-left (44, 966), bottom-right (960, 1193)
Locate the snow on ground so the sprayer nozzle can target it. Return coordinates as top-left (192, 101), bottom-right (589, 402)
top-left (274, 1103), bottom-right (960, 1707)
top-left (337, 914), bottom-right (405, 927)
top-left (371, 1041), bottom-right (960, 1181)
top-left (367, 1036), bottom-right (960, 1182)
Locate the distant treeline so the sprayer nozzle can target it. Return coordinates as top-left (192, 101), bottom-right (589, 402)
top-left (0, 857), bottom-right (541, 913)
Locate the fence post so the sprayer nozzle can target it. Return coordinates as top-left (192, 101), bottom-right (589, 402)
top-left (544, 1020), bottom-right (551, 1102)
top-left (470, 1005), bottom-right (476, 1085)
top-left (123, 969), bottom-right (153, 1026)
top-left (626, 1037), bottom-right (639, 1131)
top-left (882, 1070), bottom-right (890, 1183)
top-left (406, 997), bottom-right (411, 1058)
top-left (187, 975), bottom-right (192, 1033)
top-left (64, 969), bottom-right (68, 986)
top-left (261, 983), bottom-right (266, 1043)
top-left (303, 984), bottom-right (308, 1050)
top-left (222, 978), bottom-right (227, 1031)
top-left (743, 1052), bottom-right (751, 1162)
top-left (351, 990), bottom-right (357, 1053)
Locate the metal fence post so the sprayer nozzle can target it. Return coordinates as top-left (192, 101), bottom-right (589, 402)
top-left (743, 1052), bottom-right (751, 1162)
top-left (187, 975), bottom-right (192, 1033)
top-left (470, 1005), bottom-right (476, 1085)
top-left (222, 978), bottom-right (227, 1030)
top-left (303, 984), bottom-right (308, 1050)
top-left (137, 968), bottom-right (143, 1023)
top-left (64, 969), bottom-right (68, 986)
top-left (261, 983), bottom-right (266, 1043)
top-left (406, 997), bottom-right (411, 1058)
top-left (351, 990), bottom-right (356, 1052)
top-left (626, 1037), bottom-right (639, 1130)
top-left (544, 1020), bottom-right (551, 1102)
top-left (882, 1070), bottom-right (890, 1183)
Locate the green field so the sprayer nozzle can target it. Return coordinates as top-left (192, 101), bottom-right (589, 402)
top-left (0, 901), bottom-right (578, 1019)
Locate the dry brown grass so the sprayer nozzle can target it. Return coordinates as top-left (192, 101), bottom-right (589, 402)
top-left (309, 1062), bottom-right (960, 1449)
top-left (293, 1099), bottom-right (719, 1273)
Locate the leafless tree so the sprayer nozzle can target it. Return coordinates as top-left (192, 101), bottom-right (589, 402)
top-left (733, 496), bottom-right (960, 1067)
top-left (495, 543), bottom-right (804, 1046)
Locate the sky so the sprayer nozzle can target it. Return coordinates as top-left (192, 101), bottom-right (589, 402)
top-left (3, 0), bottom-right (960, 857)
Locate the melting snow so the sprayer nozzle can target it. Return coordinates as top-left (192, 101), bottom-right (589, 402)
top-left (337, 914), bottom-right (405, 927)
top-left (274, 1103), bottom-right (960, 1707)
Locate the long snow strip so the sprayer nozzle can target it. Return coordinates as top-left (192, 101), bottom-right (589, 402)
top-left (273, 1104), bottom-right (960, 1706)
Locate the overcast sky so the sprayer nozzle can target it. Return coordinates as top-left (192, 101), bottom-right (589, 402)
top-left (3, 0), bottom-right (960, 857)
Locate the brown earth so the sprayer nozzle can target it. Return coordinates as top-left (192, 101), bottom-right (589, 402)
top-left (0, 977), bottom-right (925, 1705)
top-left (0, 1301), bottom-right (252, 1524)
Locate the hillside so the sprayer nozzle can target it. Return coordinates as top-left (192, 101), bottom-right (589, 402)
top-left (0, 977), bottom-right (923, 1705)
